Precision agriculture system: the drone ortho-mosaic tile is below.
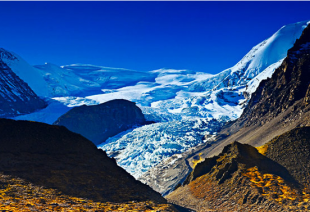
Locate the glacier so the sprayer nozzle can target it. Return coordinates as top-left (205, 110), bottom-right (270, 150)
top-left (9, 20), bottom-right (309, 178)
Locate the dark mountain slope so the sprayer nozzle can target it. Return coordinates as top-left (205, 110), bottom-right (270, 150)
top-left (0, 118), bottom-right (166, 204)
top-left (0, 48), bottom-right (46, 117)
top-left (54, 99), bottom-right (148, 145)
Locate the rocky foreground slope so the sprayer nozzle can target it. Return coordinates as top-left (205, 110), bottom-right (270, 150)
top-left (167, 127), bottom-right (310, 211)
top-left (54, 99), bottom-right (148, 145)
top-left (0, 118), bottom-right (177, 211)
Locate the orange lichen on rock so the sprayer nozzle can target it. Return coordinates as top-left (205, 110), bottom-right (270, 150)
top-left (188, 175), bottom-right (220, 201)
top-left (0, 174), bottom-right (175, 212)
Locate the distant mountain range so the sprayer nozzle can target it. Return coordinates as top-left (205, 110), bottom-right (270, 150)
top-left (1, 20), bottom-right (308, 181)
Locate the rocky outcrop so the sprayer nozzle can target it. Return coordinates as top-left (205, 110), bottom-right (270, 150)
top-left (0, 48), bottom-right (46, 117)
top-left (0, 118), bottom-right (166, 204)
top-left (167, 139), bottom-right (310, 211)
top-left (262, 127), bottom-right (310, 187)
top-left (54, 99), bottom-right (148, 145)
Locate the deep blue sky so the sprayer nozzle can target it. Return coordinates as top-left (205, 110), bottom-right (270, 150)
top-left (0, 1), bottom-right (309, 74)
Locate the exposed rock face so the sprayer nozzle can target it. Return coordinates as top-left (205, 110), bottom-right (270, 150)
top-left (54, 99), bottom-right (148, 145)
top-left (0, 48), bottom-right (46, 117)
top-left (167, 139), bottom-right (310, 211)
top-left (240, 24), bottom-right (310, 127)
top-left (0, 118), bottom-right (165, 204)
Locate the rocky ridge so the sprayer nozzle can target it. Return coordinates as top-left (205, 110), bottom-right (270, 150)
top-left (54, 99), bottom-right (148, 145)
top-left (167, 134), bottom-right (310, 211)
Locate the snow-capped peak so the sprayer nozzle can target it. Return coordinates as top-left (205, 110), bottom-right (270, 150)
top-left (207, 20), bottom-right (309, 91)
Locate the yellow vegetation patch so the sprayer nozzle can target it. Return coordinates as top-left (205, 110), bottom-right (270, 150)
top-left (242, 166), bottom-right (309, 206)
top-left (191, 153), bottom-right (204, 168)
top-left (255, 144), bottom-right (269, 155)
top-left (0, 174), bottom-right (174, 212)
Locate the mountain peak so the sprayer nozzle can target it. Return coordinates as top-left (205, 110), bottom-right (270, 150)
top-left (0, 48), bottom-right (17, 61)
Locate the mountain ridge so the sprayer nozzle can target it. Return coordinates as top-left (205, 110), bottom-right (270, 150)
top-left (54, 99), bottom-right (149, 145)
top-left (0, 48), bottom-right (46, 117)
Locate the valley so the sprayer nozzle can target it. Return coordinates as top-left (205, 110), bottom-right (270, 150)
top-left (0, 19), bottom-right (309, 211)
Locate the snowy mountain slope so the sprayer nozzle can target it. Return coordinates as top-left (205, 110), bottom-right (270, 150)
top-left (212, 21), bottom-right (308, 90)
top-left (14, 99), bottom-right (71, 124)
top-left (35, 64), bottom-right (157, 97)
top-left (54, 22), bottom-right (308, 123)
top-left (1, 48), bottom-right (157, 98)
top-left (1, 49), bottom-right (50, 97)
top-left (0, 48), bottom-right (46, 117)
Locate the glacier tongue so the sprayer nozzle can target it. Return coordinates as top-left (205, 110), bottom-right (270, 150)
top-left (98, 118), bottom-right (224, 178)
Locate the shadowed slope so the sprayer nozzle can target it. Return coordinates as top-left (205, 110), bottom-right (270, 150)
top-left (0, 118), bottom-right (165, 204)
top-left (0, 173), bottom-right (174, 211)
